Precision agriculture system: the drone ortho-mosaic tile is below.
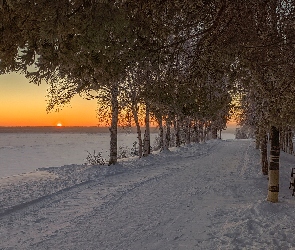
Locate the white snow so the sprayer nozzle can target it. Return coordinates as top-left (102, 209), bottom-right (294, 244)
top-left (1, 137), bottom-right (295, 249)
top-left (0, 132), bottom-right (157, 178)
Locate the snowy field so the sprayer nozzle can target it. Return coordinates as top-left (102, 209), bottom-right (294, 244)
top-left (0, 132), bottom-right (157, 178)
top-left (0, 129), bottom-right (233, 178)
top-left (1, 136), bottom-right (295, 249)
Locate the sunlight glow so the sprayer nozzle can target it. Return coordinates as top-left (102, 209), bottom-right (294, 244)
top-left (57, 123), bottom-right (63, 127)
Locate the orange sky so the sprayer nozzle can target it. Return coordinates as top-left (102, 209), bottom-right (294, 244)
top-left (0, 73), bottom-right (99, 126)
top-left (0, 72), bottom-right (237, 127)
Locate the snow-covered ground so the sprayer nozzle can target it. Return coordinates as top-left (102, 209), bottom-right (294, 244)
top-left (1, 138), bottom-right (295, 249)
top-left (0, 132), bottom-right (157, 178)
top-left (0, 130), bottom-right (233, 178)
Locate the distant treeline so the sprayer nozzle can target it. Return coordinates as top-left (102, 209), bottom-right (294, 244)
top-left (0, 127), bottom-right (159, 134)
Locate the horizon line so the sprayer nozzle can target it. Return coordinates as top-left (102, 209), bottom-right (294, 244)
top-left (0, 125), bottom-right (158, 128)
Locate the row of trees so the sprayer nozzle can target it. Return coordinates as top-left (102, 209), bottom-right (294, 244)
top-left (0, 0), bottom-right (232, 161)
top-left (234, 0), bottom-right (295, 202)
top-left (1, 0), bottom-right (295, 202)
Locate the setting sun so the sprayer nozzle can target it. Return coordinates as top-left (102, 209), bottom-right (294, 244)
top-left (57, 123), bottom-right (63, 127)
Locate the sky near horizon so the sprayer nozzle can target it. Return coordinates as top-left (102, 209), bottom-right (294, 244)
top-left (0, 72), bottom-right (237, 128)
top-left (0, 73), bottom-right (99, 126)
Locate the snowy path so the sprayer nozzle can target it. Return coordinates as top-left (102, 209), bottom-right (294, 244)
top-left (1, 139), bottom-right (295, 249)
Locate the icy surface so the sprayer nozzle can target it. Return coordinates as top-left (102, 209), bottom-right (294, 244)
top-left (1, 139), bottom-right (295, 249)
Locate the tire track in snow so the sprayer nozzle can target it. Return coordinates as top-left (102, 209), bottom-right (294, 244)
top-left (1, 139), bottom-right (275, 250)
top-left (0, 141), bottom-right (219, 249)
top-left (0, 141), bottom-right (220, 249)
top-left (27, 140), bottom-right (247, 250)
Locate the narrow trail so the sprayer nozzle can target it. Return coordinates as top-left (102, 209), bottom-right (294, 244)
top-left (1, 139), bottom-right (295, 249)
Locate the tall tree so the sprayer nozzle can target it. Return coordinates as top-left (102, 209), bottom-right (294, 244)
top-left (267, 126), bottom-right (280, 202)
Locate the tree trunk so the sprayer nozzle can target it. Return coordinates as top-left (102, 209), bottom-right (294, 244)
top-left (174, 116), bottom-right (181, 147)
top-left (185, 117), bottom-right (191, 145)
top-left (204, 122), bottom-right (209, 141)
top-left (164, 120), bottom-right (171, 150)
top-left (286, 129), bottom-right (293, 154)
top-left (267, 126), bottom-right (280, 203)
top-left (289, 130), bottom-right (294, 155)
top-left (109, 85), bottom-right (119, 165)
top-left (212, 126), bottom-right (218, 139)
top-left (193, 120), bottom-right (200, 143)
top-left (261, 134), bottom-right (268, 175)
top-left (132, 106), bottom-right (142, 158)
top-left (199, 121), bottom-right (204, 142)
top-left (158, 115), bottom-right (164, 151)
top-left (255, 130), bottom-right (260, 149)
top-left (285, 130), bottom-right (289, 153)
top-left (255, 138), bottom-right (261, 149)
top-left (143, 105), bottom-right (150, 156)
